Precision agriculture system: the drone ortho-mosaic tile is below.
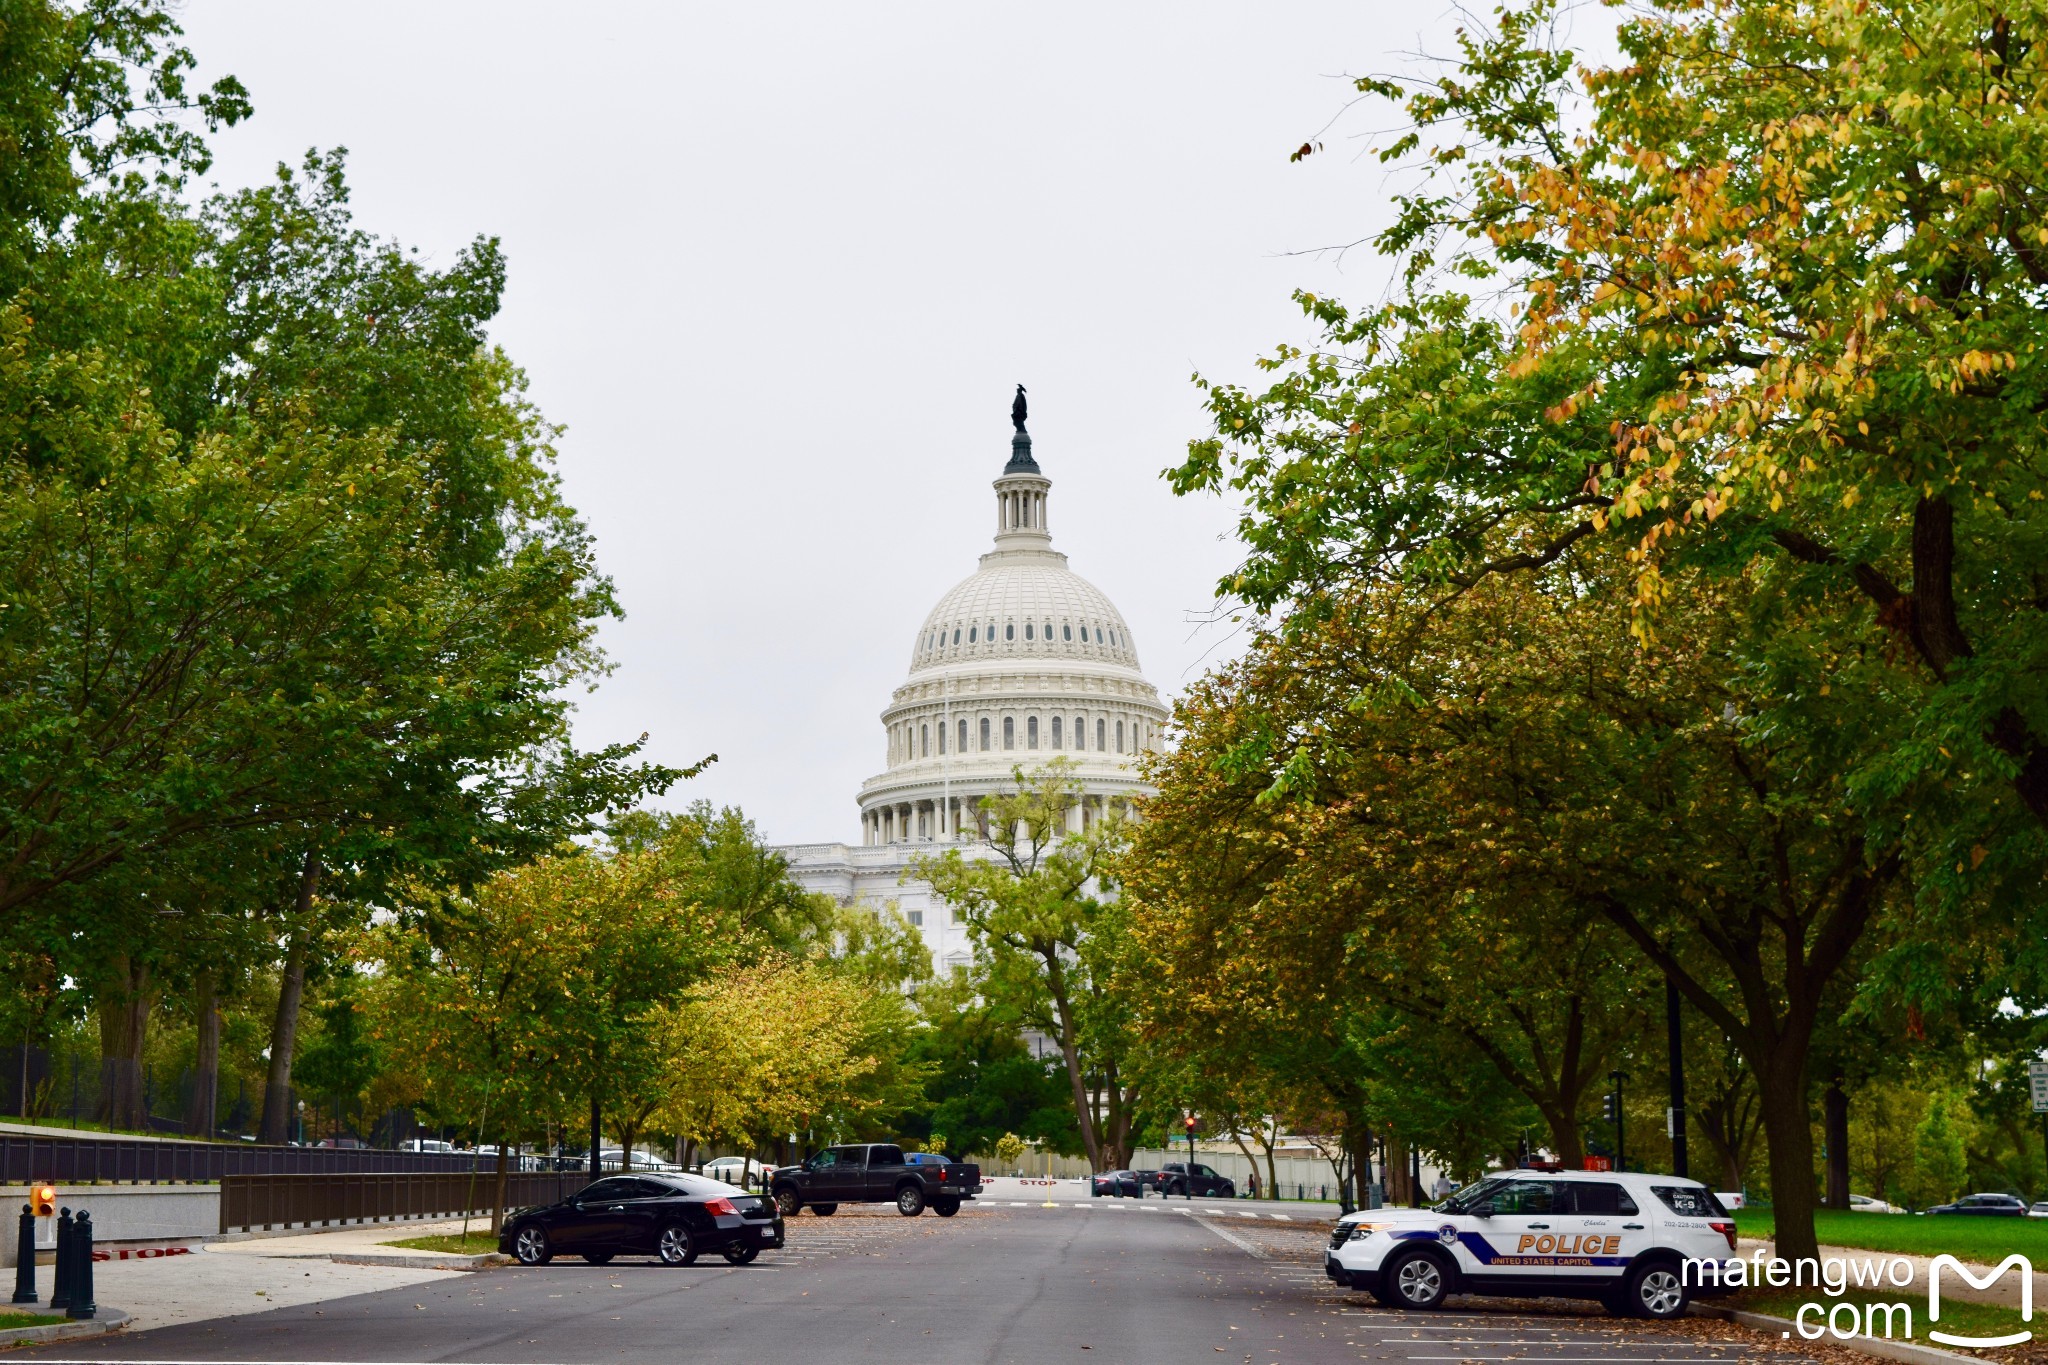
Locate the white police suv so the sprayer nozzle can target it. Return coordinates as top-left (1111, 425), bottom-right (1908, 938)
top-left (1325, 1170), bottom-right (1739, 1318)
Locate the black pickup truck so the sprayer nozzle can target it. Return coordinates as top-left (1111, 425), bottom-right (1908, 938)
top-left (769, 1144), bottom-right (983, 1217)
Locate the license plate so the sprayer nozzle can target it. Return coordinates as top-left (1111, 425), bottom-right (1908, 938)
top-left (759, 1226), bottom-right (774, 1239)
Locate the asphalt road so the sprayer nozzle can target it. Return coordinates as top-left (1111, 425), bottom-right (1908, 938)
top-left (16, 1204), bottom-right (1827, 1365)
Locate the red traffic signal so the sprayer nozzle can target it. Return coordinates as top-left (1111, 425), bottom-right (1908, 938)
top-left (1183, 1116), bottom-right (1197, 1132)
top-left (31, 1184), bottom-right (55, 1217)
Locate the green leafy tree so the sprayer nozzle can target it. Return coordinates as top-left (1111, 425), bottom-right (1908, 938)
top-left (915, 761), bottom-right (1145, 1172)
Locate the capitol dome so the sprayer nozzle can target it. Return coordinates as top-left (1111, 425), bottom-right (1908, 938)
top-left (855, 420), bottom-right (1168, 846)
top-left (776, 404), bottom-right (1168, 974)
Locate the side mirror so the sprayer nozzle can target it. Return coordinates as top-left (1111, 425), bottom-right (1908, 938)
top-left (1471, 1201), bottom-right (1496, 1217)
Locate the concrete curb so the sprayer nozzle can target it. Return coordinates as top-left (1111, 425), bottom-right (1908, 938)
top-left (1695, 1303), bottom-right (1982, 1365)
top-left (330, 1251), bottom-right (509, 1271)
top-left (0, 1306), bottom-right (130, 1349)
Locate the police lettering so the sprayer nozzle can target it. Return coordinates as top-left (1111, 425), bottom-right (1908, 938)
top-left (1515, 1234), bottom-right (1621, 1256)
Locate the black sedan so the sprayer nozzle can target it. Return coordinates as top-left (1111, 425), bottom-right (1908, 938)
top-left (1927, 1193), bottom-right (2026, 1216)
top-left (500, 1172), bottom-right (784, 1266)
top-left (1091, 1170), bottom-right (1141, 1197)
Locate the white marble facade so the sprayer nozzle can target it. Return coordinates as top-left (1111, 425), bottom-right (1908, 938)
top-left (776, 422), bottom-right (1168, 975)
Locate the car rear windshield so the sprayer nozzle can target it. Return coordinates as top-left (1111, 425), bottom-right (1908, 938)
top-left (1651, 1185), bottom-right (1728, 1217)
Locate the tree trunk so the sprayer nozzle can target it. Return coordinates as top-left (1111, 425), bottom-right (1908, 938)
top-left (1757, 1058), bottom-right (1821, 1263)
top-left (186, 972), bottom-right (220, 1138)
top-left (260, 852), bottom-right (320, 1144)
top-left (1041, 954), bottom-right (1104, 1170)
top-left (491, 1141), bottom-right (511, 1235)
top-left (95, 956), bottom-right (156, 1131)
top-left (1823, 1081), bottom-right (1850, 1210)
top-left (1385, 1131), bottom-right (1410, 1205)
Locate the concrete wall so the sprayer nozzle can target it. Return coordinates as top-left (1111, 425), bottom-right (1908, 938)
top-left (0, 1186), bottom-right (219, 1267)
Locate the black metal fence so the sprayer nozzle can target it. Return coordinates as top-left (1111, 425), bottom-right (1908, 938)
top-left (0, 1131), bottom-right (571, 1185)
top-left (220, 1171), bottom-right (585, 1233)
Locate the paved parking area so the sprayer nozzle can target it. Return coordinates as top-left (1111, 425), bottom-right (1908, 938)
top-left (13, 1204), bottom-right (1868, 1365)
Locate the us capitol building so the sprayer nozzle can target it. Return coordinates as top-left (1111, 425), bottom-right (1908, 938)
top-left (776, 400), bottom-right (1169, 976)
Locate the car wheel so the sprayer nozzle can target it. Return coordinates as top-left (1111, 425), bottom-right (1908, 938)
top-left (897, 1184), bottom-right (926, 1217)
top-left (657, 1224), bottom-right (696, 1267)
top-left (1629, 1261), bottom-right (1687, 1320)
top-left (932, 1198), bottom-right (960, 1217)
top-left (810, 1203), bottom-right (837, 1216)
top-left (772, 1186), bottom-right (800, 1217)
top-left (581, 1251), bottom-right (615, 1265)
top-left (512, 1224), bottom-right (552, 1266)
top-left (1385, 1249), bottom-right (1451, 1310)
top-left (721, 1244), bottom-right (759, 1265)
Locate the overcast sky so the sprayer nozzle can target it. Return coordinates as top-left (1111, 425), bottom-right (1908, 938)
top-left (180, 0), bottom-right (1480, 844)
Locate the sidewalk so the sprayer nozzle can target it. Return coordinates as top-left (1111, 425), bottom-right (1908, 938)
top-left (81, 1218), bottom-right (484, 1333)
top-left (1737, 1237), bottom-right (2043, 1310)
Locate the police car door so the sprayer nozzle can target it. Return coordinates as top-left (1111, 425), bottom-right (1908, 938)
top-left (1557, 1180), bottom-right (1645, 1288)
top-left (1465, 1179), bottom-right (1567, 1285)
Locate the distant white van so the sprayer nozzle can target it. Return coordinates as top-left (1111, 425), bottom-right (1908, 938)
top-left (403, 1138), bottom-right (454, 1154)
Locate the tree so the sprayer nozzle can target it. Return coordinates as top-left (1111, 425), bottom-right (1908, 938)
top-left (647, 958), bottom-right (925, 1162)
top-left (895, 975), bottom-right (1082, 1160)
top-left (1911, 1090), bottom-right (1972, 1208)
top-left (915, 761), bottom-right (1145, 1172)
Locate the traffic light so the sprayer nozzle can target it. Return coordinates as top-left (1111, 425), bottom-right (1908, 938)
top-left (1601, 1092), bottom-right (1619, 1124)
top-left (1183, 1115), bottom-right (1197, 1135)
top-left (30, 1185), bottom-right (55, 1217)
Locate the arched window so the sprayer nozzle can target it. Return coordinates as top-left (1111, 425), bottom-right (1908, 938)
top-left (958, 718), bottom-right (968, 753)
top-left (937, 722), bottom-right (946, 755)
top-left (1062, 623), bottom-right (1072, 641)
top-left (953, 627), bottom-right (961, 645)
top-left (1095, 626), bottom-right (1104, 643)
top-left (1051, 716), bottom-right (1063, 748)
top-left (968, 626), bottom-right (977, 643)
top-left (1110, 629), bottom-right (1119, 648)
top-left (1074, 715), bottom-right (1085, 749)
top-left (1027, 716), bottom-right (1039, 749)
top-left (1096, 718), bottom-right (1106, 750)
top-left (1003, 716), bottom-right (1015, 750)
top-left (1025, 622), bottom-right (1034, 641)
top-left (920, 724), bottom-right (929, 757)
top-left (1044, 620), bottom-right (1052, 641)
top-left (1005, 622), bottom-right (1015, 641)
top-left (979, 717), bottom-right (991, 751)
top-left (1116, 719), bottom-right (1125, 753)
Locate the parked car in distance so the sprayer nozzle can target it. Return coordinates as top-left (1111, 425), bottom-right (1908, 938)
top-left (1927, 1193), bottom-right (2026, 1216)
top-left (1715, 1191), bottom-right (1745, 1210)
top-left (1156, 1162), bottom-right (1236, 1199)
top-left (402, 1138), bottom-right (454, 1154)
top-left (701, 1156), bottom-right (755, 1183)
top-left (1091, 1170), bottom-right (1141, 1198)
top-left (769, 1143), bottom-right (983, 1218)
top-left (501, 1172), bottom-right (782, 1267)
top-left (1849, 1193), bottom-right (1904, 1214)
top-left (2029, 1201), bottom-right (2048, 1219)
top-left (1132, 1169), bottom-right (1162, 1194)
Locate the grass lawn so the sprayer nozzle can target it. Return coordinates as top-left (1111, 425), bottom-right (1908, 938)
top-left (0, 1310), bottom-right (73, 1330)
top-left (1736, 1287), bottom-right (2026, 1350)
top-left (1734, 1208), bottom-right (2048, 1262)
top-left (382, 1231), bottom-right (500, 1255)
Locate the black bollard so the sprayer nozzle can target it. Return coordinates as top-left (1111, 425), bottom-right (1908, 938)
top-left (49, 1209), bottom-right (71, 1311)
top-left (11, 1205), bottom-right (35, 1305)
top-left (66, 1211), bottom-right (94, 1320)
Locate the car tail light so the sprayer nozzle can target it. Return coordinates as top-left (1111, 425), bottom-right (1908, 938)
top-left (1709, 1220), bottom-right (1737, 1251)
top-left (939, 1169), bottom-right (948, 1181)
top-left (705, 1198), bottom-right (737, 1217)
